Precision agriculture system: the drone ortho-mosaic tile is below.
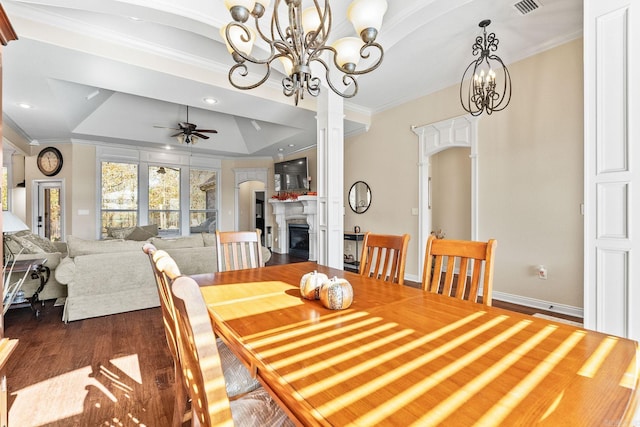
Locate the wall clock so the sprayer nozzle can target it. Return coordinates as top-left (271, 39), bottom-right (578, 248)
top-left (37, 147), bottom-right (63, 176)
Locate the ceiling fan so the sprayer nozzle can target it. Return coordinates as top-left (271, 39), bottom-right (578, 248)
top-left (154, 105), bottom-right (218, 144)
top-left (156, 166), bottom-right (179, 174)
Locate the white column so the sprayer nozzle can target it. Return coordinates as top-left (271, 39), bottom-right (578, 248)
top-left (316, 90), bottom-right (344, 269)
top-left (269, 201), bottom-right (289, 254)
top-left (299, 196), bottom-right (318, 261)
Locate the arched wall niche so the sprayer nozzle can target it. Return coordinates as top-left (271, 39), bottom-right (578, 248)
top-left (411, 114), bottom-right (479, 276)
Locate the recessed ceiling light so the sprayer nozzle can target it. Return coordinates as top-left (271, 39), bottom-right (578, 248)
top-left (165, 145), bottom-right (172, 150)
top-left (203, 97), bottom-right (218, 105)
top-left (18, 102), bottom-right (33, 109)
top-left (278, 148), bottom-right (284, 152)
top-left (288, 144), bottom-right (295, 147)
top-left (129, 16), bottom-right (142, 21)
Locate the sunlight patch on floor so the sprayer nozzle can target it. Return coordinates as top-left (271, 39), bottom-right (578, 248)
top-left (110, 354), bottom-right (143, 384)
top-left (10, 366), bottom-right (116, 425)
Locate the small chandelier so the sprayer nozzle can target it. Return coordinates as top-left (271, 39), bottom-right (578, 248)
top-left (222, 0), bottom-right (388, 105)
top-left (459, 19), bottom-right (512, 116)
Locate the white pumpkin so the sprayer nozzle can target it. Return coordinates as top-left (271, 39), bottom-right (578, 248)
top-left (300, 271), bottom-right (329, 300)
top-left (319, 276), bottom-right (354, 310)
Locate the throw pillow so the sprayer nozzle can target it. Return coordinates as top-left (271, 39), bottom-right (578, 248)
top-left (8, 234), bottom-right (45, 254)
top-left (127, 226), bottom-right (155, 241)
top-left (140, 224), bottom-right (159, 237)
top-left (107, 226), bottom-right (136, 239)
top-left (15, 230), bottom-right (59, 253)
top-left (4, 234), bottom-right (29, 255)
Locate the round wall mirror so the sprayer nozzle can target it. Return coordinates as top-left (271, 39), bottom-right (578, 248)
top-left (348, 181), bottom-right (372, 214)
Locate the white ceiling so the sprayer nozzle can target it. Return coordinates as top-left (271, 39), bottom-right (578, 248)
top-left (1, 0), bottom-right (582, 159)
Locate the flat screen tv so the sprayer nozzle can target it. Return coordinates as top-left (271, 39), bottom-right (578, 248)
top-left (274, 157), bottom-right (309, 192)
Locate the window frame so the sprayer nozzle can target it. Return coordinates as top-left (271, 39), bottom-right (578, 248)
top-left (96, 146), bottom-right (221, 239)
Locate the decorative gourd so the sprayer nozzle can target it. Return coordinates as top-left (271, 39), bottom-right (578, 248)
top-left (300, 271), bottom-right (328, 300)
top-left (319, 276), bottom-right (354, 310)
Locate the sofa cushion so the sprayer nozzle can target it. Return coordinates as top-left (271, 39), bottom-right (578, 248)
top-left (201, 232), bottom-right (216, 247)
top-left (67, 236), bottom-right (146, 257)
top-left (166, 247), bottom-right (217, 275)
top-left (148, 235), bottom-right (204, 250)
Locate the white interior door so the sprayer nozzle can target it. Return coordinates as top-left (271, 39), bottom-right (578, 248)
top-left (34, 180), bottom-right (64, 241)
top-left (584, 0), bottom-right (639, 340)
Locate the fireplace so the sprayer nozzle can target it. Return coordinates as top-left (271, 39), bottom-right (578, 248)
top-left (288, 223), bottom-right (310, 259)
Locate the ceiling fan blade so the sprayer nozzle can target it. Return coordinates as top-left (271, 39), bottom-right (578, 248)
top-left (154, 125), bottom-right (179, 130)
top-left (193, 133), bottom-right (210, 139)
top-left (170, 131), bottom-right (184, 137)
top-left (196, 129), bottom-right (218, 133)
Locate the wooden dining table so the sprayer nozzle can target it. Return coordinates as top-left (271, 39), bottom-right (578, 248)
top-left (193, 262), bottom-right (639, 426)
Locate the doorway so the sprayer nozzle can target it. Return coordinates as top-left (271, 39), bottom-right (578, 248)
top-left (411, 114), bottom-right (479, 276)
top-left (255, 190), bottom-right (265, 245)
top-left (33, 180), bottom-right (64, 241)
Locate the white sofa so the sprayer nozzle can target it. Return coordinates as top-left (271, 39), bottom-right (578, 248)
top-left (55, 234), bottom-right (270, 322)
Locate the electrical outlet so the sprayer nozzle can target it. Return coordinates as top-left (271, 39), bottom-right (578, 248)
top-left (537, 265), bottom-right (547, 280)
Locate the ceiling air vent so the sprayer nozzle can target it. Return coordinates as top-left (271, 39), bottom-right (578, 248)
top-left (513, 0), bottom-right (542, 15)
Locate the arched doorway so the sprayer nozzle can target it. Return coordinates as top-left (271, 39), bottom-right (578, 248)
top-left (233, 168), bottom-right (268, 233)
top-left (411, 114), bottom-right (479, 276)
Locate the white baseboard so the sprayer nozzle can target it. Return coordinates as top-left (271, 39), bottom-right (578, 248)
top-left (405, 273), bottom-right (421, 284)
top-left (492, 291), bottom-right (584, 319)
top-left (401, 275), bottom-right (583, 319)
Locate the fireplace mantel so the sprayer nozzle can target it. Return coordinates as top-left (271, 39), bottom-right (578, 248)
top-left (268, 196), bottom-right (317, 261)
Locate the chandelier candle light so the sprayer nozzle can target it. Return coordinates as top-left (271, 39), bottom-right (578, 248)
top-left (222, 0), bottom-right (388, 105)
top-left (459, 19), bottom-right (512, 116)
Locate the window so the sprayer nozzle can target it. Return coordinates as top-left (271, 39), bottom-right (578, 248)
top-left (101, 162), bottom-right (138, 236)
top-left (98, 147), bottom-right (221, 238)
top-left (149, 165), bottom-right (180, 236)
top-left (189, 169), bottom-right (218, 234)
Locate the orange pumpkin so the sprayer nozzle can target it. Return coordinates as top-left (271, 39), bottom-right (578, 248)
top-left (300, 271), bottom-right (328, 300)
top-left (319, 276), bottom-right (354, 310)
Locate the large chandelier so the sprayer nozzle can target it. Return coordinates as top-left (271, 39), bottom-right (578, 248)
top-left (222, 0), bottom-right (388, 105)
top-left (459, 20), bottom-right (512, 116)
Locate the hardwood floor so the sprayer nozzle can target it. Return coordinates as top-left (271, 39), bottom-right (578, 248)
top-left (3, 254), bottom-right (582, 426)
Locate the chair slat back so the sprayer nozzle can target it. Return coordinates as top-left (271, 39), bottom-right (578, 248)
top-left (143, 244), bottom-right (182, 362)
top-left (170, 275), bottom-right (235, 426)
top-left (216, 230), bottom-right (264, 272)
top-left (359, 233), bottom-right (410, 285)
top-left (422, 236), bottom-right (497, 305)
top-left (143, 243), bottom-right (189, 427)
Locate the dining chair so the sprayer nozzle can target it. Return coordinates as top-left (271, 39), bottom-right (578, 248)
top-left (170, 274), bottom-right (294, 427)
top-left (359, 232), bottom-right (410, 285)
top-left (143, 244), bottom-right (260, 426)
top-left (421, 235), bottom-right (497, 305)
top-left (215, 229), bottom-right (264, 272)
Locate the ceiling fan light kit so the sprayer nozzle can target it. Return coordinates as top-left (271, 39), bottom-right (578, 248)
top-left (222, 0), bottom-right (388, 105)
top-left (459, 19), bottom-right (512, 116)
